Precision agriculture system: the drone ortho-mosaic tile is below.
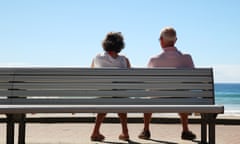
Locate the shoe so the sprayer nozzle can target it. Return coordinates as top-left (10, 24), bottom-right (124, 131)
top-left (181, 131), bottom-right (196, 140)
top-left (119, 134), bottom-right (129, 141)
top-left (91, 134), bottom-right (105, 141)
top-left (138, 130), bottom-right (151, 139)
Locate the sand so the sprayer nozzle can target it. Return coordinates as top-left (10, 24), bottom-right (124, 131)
top-left (0, 114), bottom-right (240, 144)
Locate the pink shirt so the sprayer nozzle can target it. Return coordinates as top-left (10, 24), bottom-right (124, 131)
top-left (147, 47), bottom-right (194, 68)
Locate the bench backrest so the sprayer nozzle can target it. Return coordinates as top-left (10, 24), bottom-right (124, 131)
top-left (0, 68), bottom-right (214, 105)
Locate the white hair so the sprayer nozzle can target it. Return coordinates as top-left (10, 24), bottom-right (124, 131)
top-left (160, 27), bottom-right (177, 42)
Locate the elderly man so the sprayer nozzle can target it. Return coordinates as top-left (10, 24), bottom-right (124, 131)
top-left (139, 27), bottom-right (196, 140)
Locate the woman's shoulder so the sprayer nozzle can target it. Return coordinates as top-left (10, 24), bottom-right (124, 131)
top-left (94, 52), bottom-right (108, 59)
top-left (118, 54), bottom-right (129, 59)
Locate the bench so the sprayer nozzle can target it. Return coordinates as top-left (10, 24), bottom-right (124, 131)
top-left (0, 67), bottom-right (224, 144)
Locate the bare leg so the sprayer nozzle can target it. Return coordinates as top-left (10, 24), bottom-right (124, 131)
top-left (143, 113), bottom-right (152, 131)
top-left (179, 113), bottom-right (189, 132)
top-left (179, 113), bottom-right (196, 140)
top-left (91, 113), bottom-right (107, 140)
top-left (118, 113), bottom-right (129, 140)
top-left (138, 113), bottom-right (152, 139)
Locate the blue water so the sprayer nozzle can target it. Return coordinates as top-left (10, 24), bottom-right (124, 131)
top-left (215, 83), bottom-right (240, 115)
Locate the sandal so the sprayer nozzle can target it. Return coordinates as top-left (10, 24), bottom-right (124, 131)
top-left (119, 134), bottom-right (129, 141)
top-left (91, 134), bottom-right (105, 141)
top-left (138, 130), bottom-right (151, 139)
top-left (181, 131), bottom-right (196, 140)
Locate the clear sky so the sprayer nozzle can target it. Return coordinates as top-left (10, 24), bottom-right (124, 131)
top-left (0, 0), bottom-right (240, 83)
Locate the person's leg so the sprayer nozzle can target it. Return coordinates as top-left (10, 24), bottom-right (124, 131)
top-left (138, 113), bottom-right (152, 139)
top-left (91, 113), bottom-right (107, 141)
top-left (118, 113), bottom-right (129, 140)
top-left (143, 113), bottom-right (152, 131)
top-left (179, 113), bottom-right (189, 132)
top-left (179, 113), bottom-right (196, 140)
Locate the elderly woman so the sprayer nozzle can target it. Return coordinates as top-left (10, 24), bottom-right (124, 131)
top-left (90, 32), bottom-right (131, 141)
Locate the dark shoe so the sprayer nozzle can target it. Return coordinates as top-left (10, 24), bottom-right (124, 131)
top-left (119, 134), bottom-right (129, 141)
top-left (138, 130), bottom-right (151, 139)
top-left (91, 134), bottom-right (105, 141)
top-left (181, 131), bottom-right (196, 140)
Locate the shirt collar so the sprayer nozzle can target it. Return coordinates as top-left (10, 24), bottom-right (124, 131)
top-left (163, 46), bottom-right (177, 52)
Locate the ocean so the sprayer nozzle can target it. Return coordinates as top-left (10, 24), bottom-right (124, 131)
top-left (215, 83), bottom-right (240, 116)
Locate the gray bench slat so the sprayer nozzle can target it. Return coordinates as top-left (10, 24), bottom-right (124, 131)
top-left (0, 105), bottom-right (224, 114)
top-left (13, 76), bottom-right (212, 83)
top-left (8, 68), bottom-right (212, 76)
top-left (8, 90), bottom-right (214, 98)
top-left (0, 83), bottom-right (13, 89)
top-left (0, 91), bottom-right (11, 96)
top-left (12, 83), bottom-right (212, 90)
top-left (0, 98), bottom-right (214, 105)
top-left (0, 76), bottom-right (14, 82)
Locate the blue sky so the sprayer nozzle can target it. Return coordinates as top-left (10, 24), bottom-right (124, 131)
top-left (0, 0), bottom-right (240, 83)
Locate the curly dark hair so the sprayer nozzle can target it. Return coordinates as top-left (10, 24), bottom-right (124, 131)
top-left (102, 32), bottom-right (125, 53)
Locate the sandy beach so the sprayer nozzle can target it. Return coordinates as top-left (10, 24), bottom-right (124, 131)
top-left (0, 114), bottom-right (239, 144)
top-left (1, 123), bottom-right (240, 144)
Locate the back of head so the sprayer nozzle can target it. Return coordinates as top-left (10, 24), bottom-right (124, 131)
top-left (102, 32), bottom-right (125, 53)
top-left (160, 27), bottom-right (177, 46)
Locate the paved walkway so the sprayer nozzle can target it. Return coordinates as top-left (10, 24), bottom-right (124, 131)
top-left (0, 123), bottom-right (240, 144)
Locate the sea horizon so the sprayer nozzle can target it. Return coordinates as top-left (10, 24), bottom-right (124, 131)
top-left (214, 83), bottom-right (240, 116)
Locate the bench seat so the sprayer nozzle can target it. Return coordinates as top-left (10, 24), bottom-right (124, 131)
top-left (0, 67), bottom-right (224, 144)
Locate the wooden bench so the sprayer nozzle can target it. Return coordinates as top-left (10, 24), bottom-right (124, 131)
top-left (0, 67), bottom-right (224, 144)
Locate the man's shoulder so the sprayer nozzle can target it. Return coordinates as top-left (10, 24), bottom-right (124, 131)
top-left (182, 53), bottom-right (193, 59)
top-left (147, 54), bottom-right (163, 67)
top-left (149, 53), bottom-right (162, 59)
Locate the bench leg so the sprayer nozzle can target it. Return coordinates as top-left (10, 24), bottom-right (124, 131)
top-left (7, 114), bottom-right (15, 144)
top-left (18, 114), bottom-right (26, 144)
top-left (208, 114), bottom-right (217, 144)
top-left (200, 114), bottom-right (207, 144)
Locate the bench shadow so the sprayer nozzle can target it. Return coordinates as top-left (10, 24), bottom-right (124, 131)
top-left (148, 138), bottom-right (178, 144)
top-left (102, 139), bottom-right (141, 144)
top-left (192, 139), bottom-right (202, 144)
top-left (102, 138), bottom-right (201, 144)
top-left (102, 139), bottom-right (180, 144)
top-left (150, 138), bottom-right (202, 144)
